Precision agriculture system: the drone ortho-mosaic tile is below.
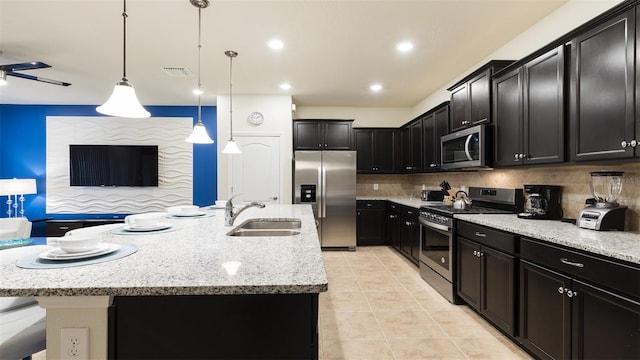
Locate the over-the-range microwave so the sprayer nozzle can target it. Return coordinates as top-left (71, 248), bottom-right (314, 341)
top-left (440, 124), bottom-right (492, 170)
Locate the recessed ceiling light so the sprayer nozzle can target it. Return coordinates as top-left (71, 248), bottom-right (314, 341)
top-left (192, 89), bottom-right (203, 95)
top-left (396, 41), bottom-right (414, 53)
top-left (268, 39), bottom-right (284, 50)
top-left (280, 83), bottom-right (291, 90)
top-left (370, 83), bottom-right (383, 92)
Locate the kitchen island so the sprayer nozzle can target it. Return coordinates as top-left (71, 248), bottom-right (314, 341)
top-left (0, 204), bottom-right (327, 359)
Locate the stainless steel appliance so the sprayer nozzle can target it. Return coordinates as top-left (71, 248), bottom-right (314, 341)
top-left (517, 185), bottom-right (563, 220)
top-left (294, 151), bottom-right (357, 249)
top-left (577, 171), bottom-right (627, 231)
top-left (440, 124), bottom-right (492, 170)
top-left (419, 187), bottom-right (522, 303)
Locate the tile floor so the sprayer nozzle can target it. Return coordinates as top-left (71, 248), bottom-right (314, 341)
top-left (32, 246), bottom-right (532, 360)
top-left (319, 246), bottom-right (533, 360)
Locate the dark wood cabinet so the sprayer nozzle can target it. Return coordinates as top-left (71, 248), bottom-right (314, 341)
top-left (457, 221), bottom-right (516, 336)
top-left (448, 60), bottom-right (514, 132)
top-left (387, 202), bottom-right (419, 264)
top-left (400, 118), bottom-right (423, 173)
top-left (293, 120), bottom-right (353, 150)
top-left (494, 45), bottom-right (565, 167)
top-left (46, 219), bottom-right (123, 236)
top-left (519, 237), bottom-right (640, 360)
top-left (422, 102), bottom-right (450, 171)
top-left (570, 9), bottom-right (637, 161)
top-left (356, 200), bottom-right (387, 246)
top-left (353, 128), bottom-right (398, 173)
top-left (386, 203), bottom-right (401, 251)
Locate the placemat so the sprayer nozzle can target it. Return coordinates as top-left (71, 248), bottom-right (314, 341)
top-left (0, 238), bottom-right (33, 249)
top-left (166, 212), bottom-right (215, 219)
top-left (111, 224), bottom-right (182, 235)
top-left (16, 243), bottom-right (138, 269)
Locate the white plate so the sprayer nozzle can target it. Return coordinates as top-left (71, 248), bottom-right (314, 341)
top-left (171, 211), bottom-right (206, 217)
top-left (38, 243), bottom-right (121, 261)
top-left (123, 223), bottom-right (171, 232)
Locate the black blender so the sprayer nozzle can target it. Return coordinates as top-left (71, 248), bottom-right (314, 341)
top-left (577, 171), bottom-right (627, 230)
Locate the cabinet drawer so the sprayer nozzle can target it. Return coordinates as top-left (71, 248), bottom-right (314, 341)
top-left (521, 238), bottom-right (640, 300)
top-left (357, 200), bottom-right (386, 210)
top-left (401, 207), bottom-right (418, 220)
top-left (457, 221), bottom-right (517, 255)
top-left (46, 221), bottom-right (83, 236)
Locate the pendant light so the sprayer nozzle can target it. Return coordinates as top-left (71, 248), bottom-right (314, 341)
top-left (185, 0), bottom-right (214, 144)
top-left (222, 50), bottom-right (241, 154)
top-left (96, 0), bottom-right (150, 118)
top-left (0, 70), bottom-right (7, 86)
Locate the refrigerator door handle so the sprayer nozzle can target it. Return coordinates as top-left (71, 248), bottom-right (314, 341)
top-left (321, 165), bottom-right (327, 218)
top-left (317, 165), bottom-right (324, 218)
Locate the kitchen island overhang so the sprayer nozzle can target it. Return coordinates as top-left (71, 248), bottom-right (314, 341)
top-left (0, 204), bottom-right (328, 360)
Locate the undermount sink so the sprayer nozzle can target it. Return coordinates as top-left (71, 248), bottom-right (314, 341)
top-left (227, 218), bottom-right (302, 237)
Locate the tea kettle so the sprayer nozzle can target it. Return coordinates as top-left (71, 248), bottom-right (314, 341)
top-left (453, 190), bottom-right (471, 209)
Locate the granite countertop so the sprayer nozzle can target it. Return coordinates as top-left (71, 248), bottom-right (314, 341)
top-left (455, 214), bottom-right (640, 265)
top-left (0, 204), bottom-right (328, 297)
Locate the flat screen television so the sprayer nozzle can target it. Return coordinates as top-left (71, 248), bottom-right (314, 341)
top-left (69, 145), bottom-right (159, 187)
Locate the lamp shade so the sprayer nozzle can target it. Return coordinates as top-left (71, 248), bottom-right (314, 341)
top-left (222, 139), bottom-right (241, 154)
top-left (186, 122), bottom-right (214, 144)
top-left (0, 179), bottom-right (37, 196)
top-left (96, 81), bottom-right (150, 118)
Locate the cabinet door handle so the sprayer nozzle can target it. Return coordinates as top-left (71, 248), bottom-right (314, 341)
top-left (366, 203), bottom-right (373, 207)
top-left (389, 214), bottom-right (396, 219)
top-left (473, 250), bottom-right (478, 256)
top-left (631, 139), bottom-right (638, 148)
top-left (514, 153), bottom-right (519, 160)
top-left (405, 221), bottom-right (412, 226)
top-left (474, 232), bottom-right (486, 237)
top-left (621, 140), bottom-right (628, 148)
top-left (560, 258), bottom-right (584, 268)
top-left (407, 211), bottom-right (413, 215)
top-left (566, 290), bottom-right (578, 298)
top-left (59, 226), bottom-right (70, 230)
top-left (558, 287), bottom-right (565, 295)
top-left (519, 153), bottom-right (526, 159)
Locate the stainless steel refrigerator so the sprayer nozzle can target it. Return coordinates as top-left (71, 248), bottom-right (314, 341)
top-left (294, 151), bottom-right (356, 250)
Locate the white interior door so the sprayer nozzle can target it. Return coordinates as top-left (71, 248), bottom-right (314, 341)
top-left (228, 135), bottom-right (281, 204)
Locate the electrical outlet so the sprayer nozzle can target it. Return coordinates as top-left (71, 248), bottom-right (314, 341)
top-left (61, 327), bottom-right (89, 360)
top-left (373, 183), bottom-right (379, 190)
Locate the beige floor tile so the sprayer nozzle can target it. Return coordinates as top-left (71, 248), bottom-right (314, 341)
top-left (388, 338), bottom-right (467, 360)
top-left (429, 307), bottom-right (486, 327)
top-left (321, 311), bottom-right (384, 340)
top-left (365, 290), bottom-right (421, 312)
top-left (322, 339), bottom-right (395, 360)
top-left (357, 274), bottom-right (405, 292)
top-left (350, 263), bottom-right (390, 276)
top-left (454, 337), bottom-right (531, 359)
top-left (442, 323), bottom-right (495, 338)
top-left (327, 274), bottom-right (361, 293)
top-left (320, 291), bottom-right (371, 312)
top-left (375, 311), bottom-right (446, 339)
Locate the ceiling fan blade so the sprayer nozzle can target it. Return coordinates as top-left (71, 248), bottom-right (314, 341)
top-left (7, 71), bottom-right (71, 86)
top-left (0, 61), bottom-right (51, 72)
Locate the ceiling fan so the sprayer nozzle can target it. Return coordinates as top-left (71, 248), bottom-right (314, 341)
top-left (0, 61), bottom-right (71, 86)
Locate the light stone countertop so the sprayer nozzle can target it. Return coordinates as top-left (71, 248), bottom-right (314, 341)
top-left (455, 214), bottom-right (640, 265)
top-left (358, 196), bottom-right (436, 209)
top-left (0, 204), bottom-right (328, 297)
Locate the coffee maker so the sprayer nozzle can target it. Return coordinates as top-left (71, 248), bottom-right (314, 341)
top-left (517, 185), bottom-right (563, 220)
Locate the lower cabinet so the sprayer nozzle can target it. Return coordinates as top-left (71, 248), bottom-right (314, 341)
top-left (456, 221), bottom-right (516, 336)
top-left (46, 219), bottom-right (124, 236)
top-left (519, 238), bottom-right (640, 360)
top-left (386, 202), bottom-right (419, 265)
top-left (356, 200), bottom-right (387, 246)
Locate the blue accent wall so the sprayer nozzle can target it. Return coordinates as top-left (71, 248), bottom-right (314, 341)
top-left (0, 104), bottom-right (217, 220)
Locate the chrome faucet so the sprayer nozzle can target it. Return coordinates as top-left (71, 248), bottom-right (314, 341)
top-left (225, 195), bottom-right (266, 226)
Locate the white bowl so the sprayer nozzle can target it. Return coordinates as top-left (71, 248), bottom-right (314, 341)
top-left (125, 212), bottom-right (167, 227)
top-left (57, 235), bottom-right (101, 253)
top-left (215, 200), bottom-right (227, 207)
top-left (178, 205), bottom-right (200, 215)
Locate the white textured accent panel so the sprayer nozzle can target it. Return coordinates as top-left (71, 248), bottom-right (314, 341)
top-left (46, 117), bottom-right (194, 214)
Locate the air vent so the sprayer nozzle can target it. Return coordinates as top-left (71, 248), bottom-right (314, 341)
top-left (162, 66), bottom-right (192, 77)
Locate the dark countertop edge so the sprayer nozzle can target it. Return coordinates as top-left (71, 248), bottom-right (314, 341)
top-left (0, 283), bottom-right (329, 297)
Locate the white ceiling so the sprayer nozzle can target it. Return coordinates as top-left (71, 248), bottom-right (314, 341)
top-left (0, 0), bottom-right (567, 108)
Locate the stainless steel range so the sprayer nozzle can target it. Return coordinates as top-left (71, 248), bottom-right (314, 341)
top-left (418, 187), bottom-right (523, 303)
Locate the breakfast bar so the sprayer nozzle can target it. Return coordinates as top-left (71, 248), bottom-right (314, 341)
top-left (0, 204), bottom-right (328, 359)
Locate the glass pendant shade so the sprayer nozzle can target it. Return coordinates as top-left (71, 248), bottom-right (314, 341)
top-left (186, 121), bottom-right (214, 144)
top-left (97, 81), bottom-right (150, 118)
top-left (222, 139), bottom-right (241, 154)
top-left (0, 70), bottom-right (7, 86)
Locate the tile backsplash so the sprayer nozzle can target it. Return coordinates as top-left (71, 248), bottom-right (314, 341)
top-left (357, 162), bottom-right (640, 231)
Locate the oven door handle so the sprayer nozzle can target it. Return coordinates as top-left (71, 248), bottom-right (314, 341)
top-left (419, 218), bottom-right (450, 232)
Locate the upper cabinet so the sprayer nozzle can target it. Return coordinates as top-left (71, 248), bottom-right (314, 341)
top-left (448, 60), bottom-right (515, 132)
top-left (400, 118), bottom-right (424, 173)
top-left (293, 120), bottom-right (353, 150)
top-left (570, 8), bottom-right (637, 161)
top-left (493, 45), bottom-right (566, 167)
top-left (422, 102), bottom-right (450, 171)
top-left (353, 128), bottom-right (399, 173)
